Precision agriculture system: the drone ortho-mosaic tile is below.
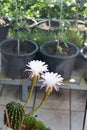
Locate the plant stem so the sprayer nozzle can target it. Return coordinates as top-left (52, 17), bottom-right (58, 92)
top-left (24, 76), bottom-right (38, 107)
top-left (17, 39), bottom-right (20, 54)
top-left (48, 7), bottom-right (51, 29)
top-left (29, 87), bottom-right (51, 116)
top-left (57, 0), bottom-right (63, 51)
top-left (15, 0), bottom-right (20, 54)
top-left (76, 3), bottom-right (79, 28)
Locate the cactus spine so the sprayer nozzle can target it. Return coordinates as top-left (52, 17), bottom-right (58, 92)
top-left (4, 101), bottom-right (25, 130)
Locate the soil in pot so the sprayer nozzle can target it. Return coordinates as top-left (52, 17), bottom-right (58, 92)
top-left (0, 39), bottom-right (38, 79)
top-left (40, 41), bottom-right (79, 80)
top-left (43, 42), bottom-right (76, 56)
top-left (2, 40), bottom-right (36, 54)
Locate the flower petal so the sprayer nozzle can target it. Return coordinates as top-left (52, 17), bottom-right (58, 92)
top-left (41, 72), bottom-right (63, 92)
top-left (26, 60), bottom-right (48, 78)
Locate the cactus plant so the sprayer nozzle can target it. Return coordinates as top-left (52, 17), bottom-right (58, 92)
top-left (23, 115), bottom-right (52, 130)
top-left (2, 60), bottom-right (61, 130)
top-left (24, 115), bottom-right (36, 128)
top-left (4, 100), bottom-right (25, 130)
top-left (35, 120), bottom-right (46, 130)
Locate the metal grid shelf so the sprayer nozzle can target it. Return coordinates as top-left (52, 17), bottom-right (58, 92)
top-left (0, 70), bottom-right (87, 101)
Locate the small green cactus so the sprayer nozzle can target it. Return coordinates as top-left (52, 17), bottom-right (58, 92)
top-left (4, 100), bottom-right (25, 130)
top-left (24, 115), bottom-right (36, 128)
top-left (35, 120), bottom-right (46, 130)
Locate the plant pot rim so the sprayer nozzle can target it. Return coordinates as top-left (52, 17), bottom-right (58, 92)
top-left (11, 17), bottom-right (37, 28)
top-left (38, 19), bottom-right (59, 31)
top-left (0, 39), bottom-right (38, 56)
top-left (0, 24), bottom-right (9, 28)
top-left (40, 41), bottom-right (79, 59)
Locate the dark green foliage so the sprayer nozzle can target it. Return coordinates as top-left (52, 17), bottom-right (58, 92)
top-left (4, 101), bottom-right (25, 130)
top-left (65, 28), bottom-right (84, 48)
top-left (0, 0), bottom-right (87, 20)
top-left (29, 28), bottom-right (57, 46)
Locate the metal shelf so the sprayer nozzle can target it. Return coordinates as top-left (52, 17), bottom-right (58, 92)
top-left (0, 70), bottom-right (87, 101)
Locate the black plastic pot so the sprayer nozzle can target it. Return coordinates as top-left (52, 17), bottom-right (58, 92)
top-left (0, 26), bottom-right (9, 42)
top-left (40, 41), bottom-right (79, 80)
top-left (0, 17), bottom-right (10, 42)
top-left (80, 46), bottom-right (87, 81)
top-left (0, 39), bottom-right (38, 79)
top-left (74, 52), bottom-right (83, 70)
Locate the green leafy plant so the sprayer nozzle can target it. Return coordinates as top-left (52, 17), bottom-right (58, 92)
top-left (8, 0), bottom-right (36, 55)
top-left (50, 0), bottom-right (85, 53)
top-left (66, 27), bottom-right (84, 48)
top-left (29, 27), bottom-right (57, 46)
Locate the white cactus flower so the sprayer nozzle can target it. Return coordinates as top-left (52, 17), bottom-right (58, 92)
top-left (41, 72), bottom-right (63, 92)
top-left (25, 60), bottom-right (48, 78)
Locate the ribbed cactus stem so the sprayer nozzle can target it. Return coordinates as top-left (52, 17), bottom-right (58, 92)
top-left (24, 76), bottom-right (38, 107)
top-left (4, 101), bottom-right (25, 130)
top-left (29, 87), bottom-right (51, 115)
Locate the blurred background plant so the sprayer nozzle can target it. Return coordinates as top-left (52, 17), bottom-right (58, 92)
top-left (0, 0), bottom-right (87, 20)
top-left (63, 26), bottom-right (84, 49)
top-left (28, 27), bottom-right (57, 46)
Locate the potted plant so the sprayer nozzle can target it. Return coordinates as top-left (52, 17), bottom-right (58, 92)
top-left (40, 40), bottom-right (79, 80)
top-left (66, 24), bottom-right (85, 71)
top-left (0, 0), bottom-right (38, 79)
top-left (39, 0), bottom-right (80, 80)
top-left (2, 60), bottom-right (63, 130)
top-left (67, 0), bottom-right (86, 71)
